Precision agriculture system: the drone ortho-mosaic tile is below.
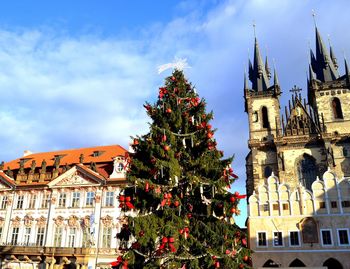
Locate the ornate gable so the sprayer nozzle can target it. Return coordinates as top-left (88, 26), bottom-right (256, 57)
top-left (48, 166), bottom-right (104, 188)
top-left (282, 93), bottom-right (323, 137)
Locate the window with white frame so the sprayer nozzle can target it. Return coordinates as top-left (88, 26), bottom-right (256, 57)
top-left (11, 227), bottom-right (19, 245)
top-left (28, 195), bottom-right (36, 209)
top-left (105, 191), bottom-right (114, 207)
top-left (257, 232), bottom-right (267, 247)
top-left (16, 195), bottom-right (24, 209)
top-left (41, 193), bottom-right (50, 208)
top-left (289, 231), bottom-right (300, 246)
top-left (58, 193), bottom-right (66, 207)
top-left (36, 227), bottom-right (45, 246)
top-left (321, 229), bottom-right (333, 246)
top-left (273, 231), bottom-right (283, 246)
top-left (71, 192), bottom-right (80, 208)
top-left (68, 228), bottom-right (76, 247)
top-left (102, 227), bottom-right (112, 248)
top-left (54, 227), bottom-right (63, 247)
top-left (338, 229), bottom-right (349, 245)
top-left (86, 192), bottom-right (95, 206)
top-left (24, 227), bottom-right (31, 245)
top-left (1, 196), bottom-right (7, 209)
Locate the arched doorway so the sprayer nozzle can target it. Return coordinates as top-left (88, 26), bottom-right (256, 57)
top-left (323, 258), bottom-right (343, 269)
top-left (289, 258), bottom-right (305, 267)
top-left (263, 259), bottom-right (280, 267)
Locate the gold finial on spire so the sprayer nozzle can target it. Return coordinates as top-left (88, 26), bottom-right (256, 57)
top-left (252, 20), bottom-right (256, 38)
top-left (311, 9), bottom-right (317, 27)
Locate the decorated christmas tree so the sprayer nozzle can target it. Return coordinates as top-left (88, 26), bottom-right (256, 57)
top-left (116, 69), bottom-right (251, 268)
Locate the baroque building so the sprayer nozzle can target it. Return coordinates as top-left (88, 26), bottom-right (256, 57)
top-left (0, 145), bottom-right (130, 269)
top-left (245, 27), bottom-right (350, 268)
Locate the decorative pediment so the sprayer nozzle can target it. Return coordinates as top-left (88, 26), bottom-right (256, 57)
top-left (282, 94), bottom-right (322, 137)
top-left (48, 166), bottom-right (105, 188)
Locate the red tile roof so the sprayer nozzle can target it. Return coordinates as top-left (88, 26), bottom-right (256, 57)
top-left (5, 145), bottom-right (127, 170)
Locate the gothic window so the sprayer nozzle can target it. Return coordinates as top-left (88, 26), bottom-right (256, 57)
top-left (264, 166), bottom-right (272, 178)
top-left (262, 106), bottom-right (270, 128)
top-left (262, 259), bottom-right (279, 267)
top-left (332, 97), bottom-right (343, 119)
top-left (297, 154), bottom-right (318, 190)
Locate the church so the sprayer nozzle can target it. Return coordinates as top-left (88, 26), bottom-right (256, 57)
top-left (0, 145), bottom-right (129, 269)
top-left (245, 26), bottom-right (350, 268)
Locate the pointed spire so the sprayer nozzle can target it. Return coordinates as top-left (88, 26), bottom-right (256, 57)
top-left (265, 56), bottom-right (271, 79)
top-left (273, 68), bottom-right (279, 87)
top-left (345, 58), bottom-right (350, 77)
top-left (312, 27), bottom-right (339, 81)
top-left (309, 63), bottom-right (315, 81)
top-left (244, 71), bottom-right (249, 90)
top-left (249, 38), bottom-right (270, 92)
top-left (329, 42), bottom-right (338, 69)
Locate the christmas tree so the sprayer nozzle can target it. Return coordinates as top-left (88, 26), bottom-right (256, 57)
top-left (116, 69), bottom-right (251, 268)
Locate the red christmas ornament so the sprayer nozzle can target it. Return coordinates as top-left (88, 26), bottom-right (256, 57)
top-left (163, 145), bottom-right (170, 151)
top-left (162, 134), bottom-right (167, 142)
top-left (166, 108), bottom-right (172, 113)
top-left (133, 139), bottom-right (139, 145)
top-left (139, 230), bottom-right (145, 237)
top-left (230, 196), bottom-right (236, 203)
top-left (243, 256), bottom-right (249, 262)
top-left (145, 182), bottom-right (149, 192)
top-left (206, 124), bottom-right (212, 130)
top-left (230, 208), bottom-right (236, 214)
top-left (242, 238), bottom-right (247, 246)
top-left (171, 76), bottom-right (176, 81)
top-left (174, 200), bottom-right (180, 207)
top-left (239, 264), bottom-right (244, 269)
top-left (214, 261), bottom-right (220, 268)
top-left (207, 132), bottom-right (213, 139)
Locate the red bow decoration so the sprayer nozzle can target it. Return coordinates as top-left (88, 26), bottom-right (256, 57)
top-left (160, 193), bottom-right (172, 207)
top-left (223, 167), bottom-right (238, 179)
top-left (159, 87), bottom-right (168, 99)
top-left (119, 195), bottom-right (135, 209)
top-left (179, 227), bottom-right (190, 239)
top-left (158, 236), bottom-right (176, 253)
top-left (190, 97), bottom-right (200, 107)
top-left (110, 257), bottom-right (128, 269)
top-left (234, 191), bottom-right (247, 199)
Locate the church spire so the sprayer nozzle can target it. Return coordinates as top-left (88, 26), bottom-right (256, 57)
top-left (265, 56), bottom-right (271, 79)
top-left (345, 58), bottom-right (350, 77)
top-left (311, 27), bottom-right (339, 82)
top-left (248, 38), bottom-right (270, 92)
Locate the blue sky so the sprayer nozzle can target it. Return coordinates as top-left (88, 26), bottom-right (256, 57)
top-left (0, 0), bottom-right (349, 227)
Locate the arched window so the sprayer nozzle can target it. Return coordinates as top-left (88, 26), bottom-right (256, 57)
top-left (297, 154), bottom-right (318, 190)
top-left (332, 97), bottom-right (343, 119)
top-left (323, 258), bottom-right (343, 269)
top-left (262, 106), bottom-right (270, 128)
top-left (264, 166), bottom-right (272, 178)
top-left (289, 259), bottom-right (306, 267)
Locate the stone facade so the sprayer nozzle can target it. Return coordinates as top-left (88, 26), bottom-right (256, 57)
top-left (245, 28), bottom-right (350, 268)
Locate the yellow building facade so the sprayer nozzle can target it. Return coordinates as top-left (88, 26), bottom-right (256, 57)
top-left (245, 27), bottom-right (350, 268)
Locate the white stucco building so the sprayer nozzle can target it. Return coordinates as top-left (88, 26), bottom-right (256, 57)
top-left (0, 145), bottom-right (129, 269)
